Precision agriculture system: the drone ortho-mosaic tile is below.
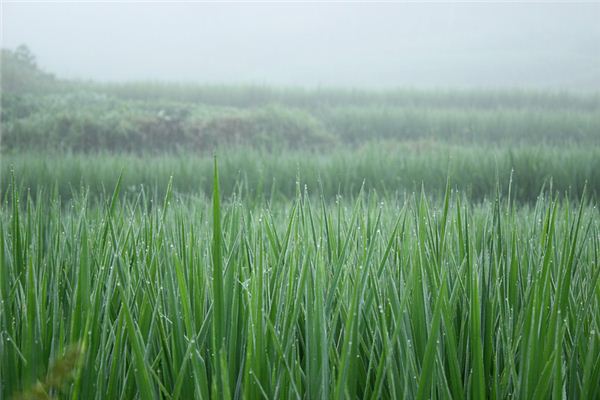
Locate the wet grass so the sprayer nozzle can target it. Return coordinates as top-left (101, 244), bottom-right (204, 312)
top-left (1, 165), bottom-right (599, 399)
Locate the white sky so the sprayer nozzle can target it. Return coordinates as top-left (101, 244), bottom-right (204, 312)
top-left (2, 1), bottom-right (600, 89)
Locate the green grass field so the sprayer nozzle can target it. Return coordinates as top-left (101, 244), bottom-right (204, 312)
top-left (1, 50), bottom-right (600, 398)
top-left (1, 167), bottom-right (599, 399)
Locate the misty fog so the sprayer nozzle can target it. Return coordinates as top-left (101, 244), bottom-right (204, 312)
top-left (2, 2), bottom-right (599, 89)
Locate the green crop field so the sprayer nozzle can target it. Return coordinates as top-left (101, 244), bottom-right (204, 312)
top-left (1, 169), bottom-right (599, 399)
top-left (1, 46), bottom-right (600, 399)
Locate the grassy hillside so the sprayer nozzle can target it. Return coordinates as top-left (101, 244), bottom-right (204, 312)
top-left (3, 89), bottom-right (600, 153)
top-left (2, 48), bottom-right (599, 153)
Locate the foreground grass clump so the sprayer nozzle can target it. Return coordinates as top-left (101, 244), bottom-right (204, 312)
top-left (1, 175), bottom-right (599, 399)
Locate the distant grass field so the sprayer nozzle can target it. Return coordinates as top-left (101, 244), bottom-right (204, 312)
top-left (3, 143), bottom-right (599, 204)
top-left (1, 167), bottom-right (599, 399)
top-left (3, 88), bottom-right (600, 153)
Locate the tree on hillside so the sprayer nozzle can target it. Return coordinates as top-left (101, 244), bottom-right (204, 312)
top-left (0, 44), bottom-right (57, 94)
top-left (15, 45), bottom-right (37, 67)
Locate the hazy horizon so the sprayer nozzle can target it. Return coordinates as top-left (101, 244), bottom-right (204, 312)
top-left (2, 2), bottom-right (600, 90)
